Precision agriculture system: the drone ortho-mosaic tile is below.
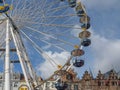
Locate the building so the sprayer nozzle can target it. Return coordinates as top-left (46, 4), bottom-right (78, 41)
top-left (0, 69), bottom-right (120, 90)
top-left (45, 69), bottom-right (120, 90)
top-left (0, 72), bottom-right (28, 90)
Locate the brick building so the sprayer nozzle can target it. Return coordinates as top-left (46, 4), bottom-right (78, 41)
top-left (45, 69), bottom-right (120, 90)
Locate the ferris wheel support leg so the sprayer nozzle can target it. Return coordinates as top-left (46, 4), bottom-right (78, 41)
top-left (7, 14), bottom-right (38, 87)
top-left (10, 27), bottom-right (34, 90)
top-left (5, 19), bottom-right (11, 90)
top-left (16, 35), bottom-right (38, 86)
top-left (14, 28), bottom-right (38, 87)
top-left (66, 64), bottom-right (73, 71)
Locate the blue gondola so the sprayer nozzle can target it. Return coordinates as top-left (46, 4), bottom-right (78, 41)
top-left (60, 0), bottom-right (65, 1)
top-left (71, 49), bottom-right (84, 56)
top-left (81, 38), bottom-right (91, 47)
top-left (81, 23), bottom-right (90, 29)
top-left (76, 9), bottom-right (84, 17)
top-left (68, 0), bottom-right (76, 8)
top-left (76, 2), bottom-right (85, 17)
top-left (0, 0), bottom-right (3, 3)
top-left (79, 31), bottom-right (91, 39)
top-left (73, 59), bottom-right (84, 67)
top-left (80, 15), bottom-right (90, 23)
top-left (0, 5), bottom-right (10, 13)
top-left (55, 82), bottom-right (68, 90)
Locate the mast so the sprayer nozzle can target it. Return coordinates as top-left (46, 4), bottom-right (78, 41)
top-left (4, 19), bottom-right (11, 90)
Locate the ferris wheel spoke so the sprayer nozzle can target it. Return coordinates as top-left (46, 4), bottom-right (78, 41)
top-left (34, 28), bottom-right (78, 43)
top-left (53, 32), bottom-right (78, 40)
top-left (0, 51), bottom-right (5, 58)
top-left (13, 9), bottom-right (75, 25)
top-left (13, 1), bottom-right (32, 22)
top-left (46, 14), bottom-right (78, 18)
top-left (45, 0), bottom-right (60, 9)
top-left (0, 29), bottom-right (5, 38)
top-left (9, 0), bottom-right (14, 16)
top-left (45, 16), bottom-right (76, 32)
top-left (24, 26), bottom-right (75, 47)
top-left (11, 0), bottom-right (23, 16)
top-left (34, 37), bottom-right (68, 52)
top-left (15, 13), bottom-right (77, 21)
top-left (44, 8), bottom-right (70, 27)
top-left (11, 0), bottom-right (24, 16)
top-left (13, 1), bottom-right (34, 22)
top-left (41, 0), bottom-right (48, 10)
top-left (15, 20), bottom-right (81, 29)
top-left (0, 41), bottom-right (5, 48)
top-left (20, 30), bottom-right (59, 68)
top-left (47, 4), bottom-right (69, 13)
top-left (44, 6), bottom-right (71, 28)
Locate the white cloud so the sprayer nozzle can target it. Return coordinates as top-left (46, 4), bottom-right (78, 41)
top-left (91, 30), bottom-right (120, 73)
top-left (36, 51), bottom-right (70, 79)
top-left (77, 0), bottom-right (119, 10)
top-left (70, 25), bottom-right (81, 37)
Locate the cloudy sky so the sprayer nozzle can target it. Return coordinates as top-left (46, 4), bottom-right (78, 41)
top-left (76, 0), bottom-right (120, 76)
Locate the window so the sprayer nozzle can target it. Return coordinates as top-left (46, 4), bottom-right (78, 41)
top-left (52, 82), bottom-right (55, 88)
top-left (74, 85), bottom-right (78, 90)
top-left (112, 82), bottom-right (115, 86)
top-left (118, 81), bottom-right (120, 86)
top-left (0, 82), bottom-right (2, 87)
top-left (46, 82), bottom-right (50, 87)
top-left (14, 82), bottom-right (18, 87)
top-left (112, 81), bottom-right (117, 86)
top-left (67, 85), bottom-right (71, 90)
top-left (98, 81), bottom-right (101, 86)
top-left (106, 82), bottom-right (109, 86)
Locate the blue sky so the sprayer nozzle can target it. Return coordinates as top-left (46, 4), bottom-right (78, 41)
top-left (0, 0), bottom-right (120, 79)
top-left (78, 0), bottom-right (120, 77)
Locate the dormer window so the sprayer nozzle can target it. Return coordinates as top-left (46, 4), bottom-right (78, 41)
top-left (98, 81), bottom-right (101, 86)
top-left (14, 82), bottom-right (18, 87)
top-left (74, 85), bottom-right (78, 90)
top-left (0, 82), bottom-right (2, 87)
top-left (0, 76), bottom-right (2, 79)
top-left (112, 81), bottom-right (117, 86)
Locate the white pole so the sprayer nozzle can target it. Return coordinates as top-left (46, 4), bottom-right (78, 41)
top-left (5, 19), bottom-right (11, 90)
top-left (10, 27), bottom-right (33, 90)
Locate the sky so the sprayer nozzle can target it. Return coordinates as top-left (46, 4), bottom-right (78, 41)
top-left (0, 0), bottom-right (120, 79)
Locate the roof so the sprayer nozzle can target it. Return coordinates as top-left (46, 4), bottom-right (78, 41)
top-left (103, 69), bottom-right (117, 79)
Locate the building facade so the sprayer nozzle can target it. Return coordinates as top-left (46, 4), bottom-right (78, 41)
top-left (0, 69), bottom-right (120, 90)
top-left (45, 69), bottom-right (120, 90)
top-left (0, 72), bottom-right (28, 90)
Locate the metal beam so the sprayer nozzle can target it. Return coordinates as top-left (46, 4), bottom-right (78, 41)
top-left (5, 19), bottom-right (11, 90)
top-left (0, 48), bottom-right (16, 52)
top-left (10, 60), bottom-right (20, 63)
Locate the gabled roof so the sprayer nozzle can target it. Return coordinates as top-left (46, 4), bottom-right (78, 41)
top-left (117, 71), bottom-right (120, 78)
top-left (103, 69), bottom-right (117, 79)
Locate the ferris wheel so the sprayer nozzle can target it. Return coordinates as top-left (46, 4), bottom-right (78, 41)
top-left (0, 0), bottom-right (91, 90)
